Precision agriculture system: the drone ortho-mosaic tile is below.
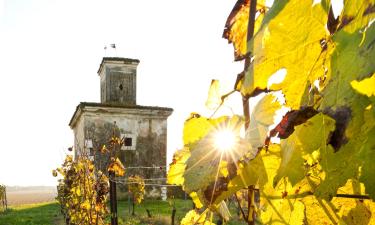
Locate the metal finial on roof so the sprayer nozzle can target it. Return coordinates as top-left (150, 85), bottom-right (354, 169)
top-left (104, 43), bottom-right (117, 57)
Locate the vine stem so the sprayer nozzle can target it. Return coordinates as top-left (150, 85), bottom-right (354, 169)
top-left (242, 0), bottom-right (257, 224)
top-left (235, 192), bottom-right (248, 221)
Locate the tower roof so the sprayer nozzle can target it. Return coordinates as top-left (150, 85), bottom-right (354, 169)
top-left (97, 57), bottom-right (140, 75)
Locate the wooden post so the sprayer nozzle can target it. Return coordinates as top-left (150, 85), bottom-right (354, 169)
top-left (4, 187), bottom-right (7, 211)
top-left (109, 171), bottom-right (118, 225)
top-left (171, 206), bottom-right (176, 225)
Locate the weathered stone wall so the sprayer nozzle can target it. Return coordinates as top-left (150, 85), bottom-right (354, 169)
top-left (83, 113), bottom-right (167, 175)
top-left (71, 105), bottom-right (172, 198)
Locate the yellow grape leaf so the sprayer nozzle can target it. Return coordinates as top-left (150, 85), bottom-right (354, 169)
top-left (205, 79), bottom-right (222, 110)
top-left (219, 161), bottom-right (229, 178)
top-left (183, 116), bottom-right (227, 146)
top-left (167, 148), bottom-right (190, 186)
top-left (302, 179), bottom-right (375, 225)
top-left (338, 0), bottom-right (375, 33)
top-left (128, 175), bottom-right (145, 204)
top-left (241, 0), bottom-right (329, 109)
top-left (246, 93), bottom-right (281, 149)
top-left (351, 72), bottom-right (375, 97)
top-left (190, 192), bottom-right (204, 209)
top-left (259, 179), bottom-right (306, 225)
top-left (183, 116), bottom-right (250, 193)
top-left (52, 170), bottom-right (58, 177)
top-left (223, 0), bottom-right (266, 60)
top-left (81, 200), bottom-right (91, 210)
top-left (108, 157), bottom-right (125, 176)
top-left (180, 210), bottom-right (215, 225)
top-left (213, 144), bottom-right (281, 205)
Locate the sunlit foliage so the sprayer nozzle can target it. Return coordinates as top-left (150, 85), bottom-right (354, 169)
top-left (128, 175), bottom-right (145, 205)
top-left (168, 0), bottom-right (375, 224)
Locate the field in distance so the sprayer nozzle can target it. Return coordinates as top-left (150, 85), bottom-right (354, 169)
top-left (6, 186), bottom-right (57, 206)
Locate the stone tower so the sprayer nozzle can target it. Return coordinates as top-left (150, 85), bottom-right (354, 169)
top-left (98, 57), bottom-right (139, 105)
top-left (69, 57), bottom-right (173, 195)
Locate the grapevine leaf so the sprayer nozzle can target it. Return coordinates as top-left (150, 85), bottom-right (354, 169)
top-left (223, 0), bottom-right (266, 60)
top-left (315, 22), bottom-right (375, 200)
top-left (337, 0), bottom-right (375, 33)
top-left (212, 144), bottom-right (281, 205)
top-left (183, 116), bottom-right (226, 146)
top-left (190, 191), bottom-right (204, 209)
top-left (259, 179), bottom-right (306, 225)
top-left (319, 22), bottom-right (375, 109)
top-left (183, 116), bottom-right (250, 193)
top-left (357, 126), bottom-right (375, 199)
top-left (268, 107), bottom-right (319, 141)
top-left (205, 79), bottom-right (222, 110)
top-left (215, 201), bottom-right (231, 221)
top-left (303, 179), bottom-right (375, 225)
top-left (246, 93), bottom-right (281, 149)
top-left (351, 72), bottom-right (375, 97)
top-left (240, 0), bottom-right (329, 109)
top-left (316, 107), bottom-right (375, 199)
top-left (128, 175), bottom-right (145, 204)
top-left (274, 113), bottom-right (336, 186)
top-left (167, 147), bottom-right (190, 186)
top-left (108, 157), bottom-right (125, 177)
top-left (180, 210), bottom-right (215, 225)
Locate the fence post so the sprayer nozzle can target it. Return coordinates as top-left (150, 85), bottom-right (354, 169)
top-left (4, 187), bottom-right (7, 211)
top-left (109, 171), bottom-right (118, 225)
top-left (171, 206), bottom-right (176, 225)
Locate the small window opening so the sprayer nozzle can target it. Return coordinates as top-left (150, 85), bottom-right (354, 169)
top-left (119, 84), bottom-right (123, 90)
top-left (124, 137), bottom-right (132, 146)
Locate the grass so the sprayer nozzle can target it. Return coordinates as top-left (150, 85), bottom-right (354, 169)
top-left (117, 199), bottom-right (193, 225)
top-left (0, 202), bottom-right (63, 225)
top-left (0, 199), bottom-right (248, 225)
top-left (117, 199), bottom-right (247, 225)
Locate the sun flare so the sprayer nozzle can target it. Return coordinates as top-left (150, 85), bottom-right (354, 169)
top-left (214, 129), bottom-right (237, 152)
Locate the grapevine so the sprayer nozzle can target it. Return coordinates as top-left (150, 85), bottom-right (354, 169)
top-left (54, 155), bottom-right (110, 225)
top-left (53, 131), bottom-right (126, 225)
top-left (168, 0), bottom-right (375, 224)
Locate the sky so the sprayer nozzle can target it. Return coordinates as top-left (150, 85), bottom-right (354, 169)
top-left (0, 0), bottom-right (344, 186)
top-left (0, 0), bottom-right (246, 186)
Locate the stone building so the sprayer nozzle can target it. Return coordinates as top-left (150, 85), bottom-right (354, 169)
top-left (69, 57), bottom-right (173, 193)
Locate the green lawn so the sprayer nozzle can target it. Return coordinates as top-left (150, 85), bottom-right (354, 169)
top-left (0, 202), bottom-right (63, 225)
top-left (0, 200), bottom-right (247, 225)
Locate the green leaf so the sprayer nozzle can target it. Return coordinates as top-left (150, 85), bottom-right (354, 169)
top-left (314, 21), bottom-right (375, 200)
top-left (319, 22), bottom-right (375, 109)
top-left (274, 113), bottom-right (336, 186)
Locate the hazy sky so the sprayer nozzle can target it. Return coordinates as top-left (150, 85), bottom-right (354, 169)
top-left (0, 0), bottom-right (344, 186)
top-left (0, 0), bottom-right (246, 186)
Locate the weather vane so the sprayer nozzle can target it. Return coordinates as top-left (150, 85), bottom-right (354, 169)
top-left (104, 43), bottom-right (117, 57)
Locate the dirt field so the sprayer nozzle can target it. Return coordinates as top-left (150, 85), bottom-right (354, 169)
top-left (5, 186), bottom-right (57, 206)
